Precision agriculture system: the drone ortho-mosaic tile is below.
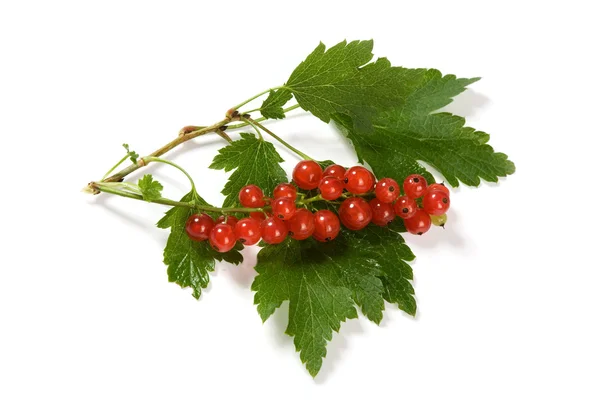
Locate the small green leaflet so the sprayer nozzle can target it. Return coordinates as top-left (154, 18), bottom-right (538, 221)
top-left (157, 191), bottom-right (243, 299)
top-left (122, 143), bottom-right (139, 163)
top-left (260, 89), bottom-right (293, 119)
top-left (138, 174), bottom-right (163, 201)
top-left (209, 133), bottom-right (288, 207)
top-left (252, 226), bottom-right (415, 376)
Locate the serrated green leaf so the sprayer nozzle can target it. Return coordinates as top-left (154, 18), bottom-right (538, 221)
top-left (157, 191), bottom-right (243, 299)
top-left (122, 143), bottom-right (139, 163)
top-left (252, 226), bottom-right (415, 376)
top-left (209, 133), bottom-right (288, 207)
top-left (138, 174), bottom-right (163, 201)
top-left (260, 89), bottom-right (293, 119)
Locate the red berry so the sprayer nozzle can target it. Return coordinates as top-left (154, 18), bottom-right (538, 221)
top-left (239, 185), bottom-right (266, 207)
top-left (273, 183), bottom-right (297, 200)
top-left (286, 208), bottom-right (315, 240)
top-left (338, 197), bottom-right (373, 230)
top-left (313, 210), bottom-right (340, 242)
top-left (209, 224), bottom-right (236, 252)
top-left (427, 183), bottom-right (450, 197)
top-left (404, 209), bottom-right (431, 235)
top-left (185, 213), bottom-right (215, 242)
top-left (318, 176), bottom-right (344, 200)
top-left (323, 164), bottom-right (346, 180)
top-left (374, 178), bottom-right (400, 203)
top-left (403, 174), bottom-right (428, 199)
top-left (292, 160), bottom-right (323, 190)
top-left (344, 166), bottom-right (375, 194)
top-left (261, 217), bottom-right (288, 245)
top-left (394, 196), bottom-right (418, 219)
top-left (369, 198), bottom-right (395, 226)
top-left (234, 217), bottom-right (261, 245)
top-left (422, 190), bottom-right (451, 216)
top-left (250, 211), bottom-right (268, 222)
top-left (216, 215), bottom-right (238, 230)
top-left (272, 197), bottom-right (297, 220)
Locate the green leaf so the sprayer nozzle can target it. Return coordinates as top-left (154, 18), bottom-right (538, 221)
top-left (209, 133), bottom-right (288, 207)
top-left (122, 143), bottom-right (139, 164)
top-left (252, 226), bottom-right (415, 376)
top-left (138, 174), bottom-right (163, 201)
top-left (157, 191), bottom-right (243, 299)
top-left (260, 89), bottom-right (293, 119)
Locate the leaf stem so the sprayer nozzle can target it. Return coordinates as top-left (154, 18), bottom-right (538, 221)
top-left (230, 87), bottom-right (283, 112)
top-left (228, 104), bottom-right (301, 130)
top-left (144, 157), bottom-right (197, 194)
top-left (240, 117), bottom-right (264, 141)
top-left (248, 118), bottom-right (314, 161)
top-left (102, 155), bottom-right (129, 180)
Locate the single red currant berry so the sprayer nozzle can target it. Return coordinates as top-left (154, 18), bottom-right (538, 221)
top-left (374, 178), bottom-right (400, 203)
top-left (323, 164), bottom-right (346, 180)
top-left (393, 196), bottom-right (418, 219)
top-left (313, 210), bottom-right (341, 242)
top-left (404, 209), bottom-right (432, 235)
top-left (250, 211), bottom-right (268, 222)
top-left (216, 215), bottom-right (238, 230)
top-left (343, 166), bottom-right (375, 194)
top-left (185, 213), bottom-right (215, 242)
top-left (292, 160), bottom-right (323, 190)
top-left (234, 217), bottom-right (262, 245)
top-left (339, 197), bottom-right (373, 230)
top-left (427, 183), bottom-right (450, 197)
top-left (261, 217), bottom-right (288, 245)
top-left (209, 224), bottom-right (237, 252)
top-left (403, 174), bottom-right (428, 199)
top-left (272, 197), bottom-right (296, 220)
top-left (369, 198), bottom-right (395, 226)
top-left (239, 185), bottom-right (266, 207)
top-left (286, 208), bottom-right (315, 240)
top-left (273, 183), bottom-right (297, 200)
top-left (422, 190), bottom-right (451, 216)
top-left (430, 213), bottom-right (448, 228)
top-left (318, 176), bottom-right (344, 200)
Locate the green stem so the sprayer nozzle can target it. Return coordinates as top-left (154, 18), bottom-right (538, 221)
top-left (102, 155), bottom-right (129, 180)
top-left (298, 194), bottom-right (323, 205)
top-left (249, 118), bottom-right (314, 161)
top-left (230, 87), bottom-right (283, 112)
top-left (144, 156), bottom-right (197, 194)
top-left (241, 117), bottom-right (264, 140)
top-left (229, 104), bottom-right (301, 130)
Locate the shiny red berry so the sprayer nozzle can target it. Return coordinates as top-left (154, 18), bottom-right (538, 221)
top-left (344, 166), bottom-right (375, 194)
top-left (239, 185), bottom-right (266, 207)
top-left (404, 209), bottom-right (431, 235)
top-left (339, 197), bottom-right (372, 230)
top-left (261, 217), bottom-right (288, 245)
top-left (318, 176), bottom-right (344, 200)
top-left (216, 215), bottom-right (238, 230)
top-left (272, 197), bottom-right (296, 220)
top-left (403, 174), bottom-right (428, 199)
top-left (323, 164), bottom-right (346, 180)
top-left (427, 183), bottom-right (450, 197)
top-left (313, 210), bottom-right (340, 242)
top-left (273, 183), bottom-right (297, 200)
top-left (393, 196), bottom-right (418, 219)
top-left (234, 217), bottom-right (261, 245)
top-left (185, 213), bottom-right (215, 242)
top-left (250, 211), bottom-right (269, 222)
top-left (374, 178), bottom-right (400, 203)
top-left (422, 190), bottom-right (451, 216)
top-left (286, 208), bottom-right (315, 240)
top-left (209, 224), bottom-right (236, 252)
top-left (369, 198), bottom-right (395, 226)
top-left (292, 160), bottom-right (323, 190)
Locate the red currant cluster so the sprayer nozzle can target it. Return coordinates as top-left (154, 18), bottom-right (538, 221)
top-left (184, 160), bottom-right (451, 252)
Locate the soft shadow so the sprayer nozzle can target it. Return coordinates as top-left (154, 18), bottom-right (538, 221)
top-left (314, 317), bottom-right (364, 383)
top-left (227, 246), bottom-right (259, 288)
top-left (440, 90), bottom-right (490, 117)
top-left (405, 208), bottom-right (465, 250)
top-left (269, 302), bottom-right (294, 349)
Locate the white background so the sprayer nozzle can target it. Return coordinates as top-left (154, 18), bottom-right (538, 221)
top-left (1, 1), bottom-right (598, 399)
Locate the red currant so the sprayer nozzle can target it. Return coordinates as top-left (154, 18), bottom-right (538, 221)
top-left (216, 215), bottom-right (238, 230)
top-left (313, 210), bottom-right (340, 242)
top-left (209, 224), bottom-right (237, 252)
top-left (404, 209), bottom-right (431, 235)
top-left (344, 166), bottom-right (375, 194)
top-left (273, 183), bottom-right (297, 200)
top-left (292, 160), bottom-right (323, 190)
top-left (374, 178), bottom-right (400, 203)
top-left (369, 198), bottom-right (395, 226)
top-left (318, 176), bottom-right (344, 200)
top-left (286, 208), bottom-right (314, 240)
top-left (393, 196), bottom-right (418, 219)
top-left (239, 185), bottom-right (266, 207)
top-left (250, 211), bottom-right (268, 222)
top-left (261, 217), bottom-right (288, 245)
top-left (339, 197), bottom-right (372, 230)
top-left (422, 190), bottom-right (450, 216)
top-left (272, 197), bottom-right (296, 220)
top-left (323, 164), bottom-right (346, 180)
top-left (185, 213), bottom-right (215, 242)
top-left (430, 213), bottom-right (448, 227)
top-left (403, 174), bottom-right (428, 199)
top-left (427, 183), bottom-right (450, 197)
top-left (234, 217), bottom-right (262, 245)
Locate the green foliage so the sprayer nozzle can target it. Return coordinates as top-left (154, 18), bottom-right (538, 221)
top-left (138, 174), bottom-right (163, 201)
top-left (122, 143), bottom-right (139, 164)
top-left (260, 89), bottom-right (293, 119)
